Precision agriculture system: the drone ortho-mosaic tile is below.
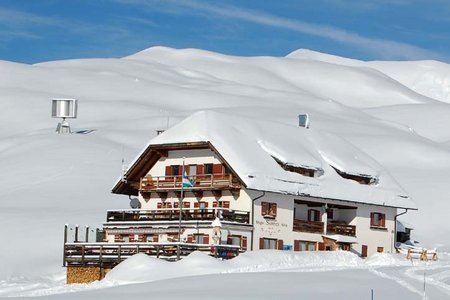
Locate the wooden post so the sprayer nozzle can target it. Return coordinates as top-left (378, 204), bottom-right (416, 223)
top-left (75, 225), bottom-right (79, 243)
top-left (177, 244), bottom-right (181, 260)
top-left (118, 245), bottom-right (122, 263)
top-left (85, 226), bottom-right (90, 242)
top-left (99, 245), bottom-right (103, 265)
top-left (63, 224), bottom-right (68, 266)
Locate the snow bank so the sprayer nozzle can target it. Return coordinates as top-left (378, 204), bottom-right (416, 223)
top-left (105, 250), bottom-right (364, 285)
top-left (364, 253), bottom-right (413, 267)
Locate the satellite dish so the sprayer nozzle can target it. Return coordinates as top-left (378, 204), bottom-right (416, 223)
top-left (130, 197), bottom-right (141, 209)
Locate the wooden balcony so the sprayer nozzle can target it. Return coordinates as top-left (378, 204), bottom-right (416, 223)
top-left (293, 219), bottom-right (324, 234)
top-left (106, 208), bottom-right (250, 224)
top-left (140, 174), bottom-right (241, 192)
top-left (327, 222), bottom-right (356, 236)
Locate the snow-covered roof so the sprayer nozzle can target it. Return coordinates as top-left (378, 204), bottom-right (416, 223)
top-left (119, 110), bottom-right (416, 209)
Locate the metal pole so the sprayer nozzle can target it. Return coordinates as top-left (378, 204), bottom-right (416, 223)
top-left (371, 289), bottom-right (374, 300)
top-left (63, 224), bottom-right (68, 267)
top-left (177, 158), bottom-right (185, 260)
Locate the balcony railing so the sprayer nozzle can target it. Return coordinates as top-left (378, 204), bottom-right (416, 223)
top-left (293, 219), bottom-right (324, 234)
top-left (327, 222), bottom-right (356, 236)
top-left (140, 174), bottom-right (241, 191)
top-left (63, 242), bottom-right (241, 266)
top-left (106, 208), bottom-right (250, 224)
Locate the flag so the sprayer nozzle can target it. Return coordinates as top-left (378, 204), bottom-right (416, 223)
top-left (182, 172), bottom-right (194, 188)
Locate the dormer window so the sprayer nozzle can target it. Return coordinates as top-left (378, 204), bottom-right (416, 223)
top-left (272, 156), bottom-right (317, 178)
top-left (331, 167), bottom-right (377, 185)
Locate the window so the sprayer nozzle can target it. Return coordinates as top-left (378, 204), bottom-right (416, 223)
top-left (227, 235), bottom-right (247, 250)
top-left (171, 165), bottom-right (180, 176)
top-left (326, 208), bottom-right (334, 220)
top-left (192, 234), bottom-right (209, 244)
top-left (308, 209), bottom-right (321, 222)
top-left (294, 240), bottom-right (317, 251)
top-left (272, 156), bottom-right (317, 178)
top-left (188, 164), bottom-right (196, 176)
top-left (261, 201), bottom-right (277, 218)
top-left (370, 212), bottom-right (386, 228)
top-left (377, 247), bottom-right (384, 253)
top-left (204, 163), bottom-right (213, 174)
top-left (260, 238), bottom-right (277, 249)
top-left (213, 201), bottom-right (230, 208)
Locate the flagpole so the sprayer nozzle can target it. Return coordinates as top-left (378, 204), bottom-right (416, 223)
top-left (178, 158), bottom-right (185, 244)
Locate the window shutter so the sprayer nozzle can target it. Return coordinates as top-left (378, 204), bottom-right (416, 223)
top-left (277, 239), bottom-right (284, 250)
top-left (187, 235), bottom-right (193, 243)
top-left (166, 202), bottom-right (172, 208)
top-left (294, 240), bottom-right (300, 251)
top-left (271, 203), bottom-right (277, 217)
top-left (213, 201), bottom-right (218, 208)
top-left (259, 238), bottom-right (265, 250)
top-left (213, 164), bottom-right (223, 175)
top-left (183, 202), bottom-right (190, 208)
top-left (227, 236), bottom-right (232, 245)
top-left (242, 236), bottom-right (247, 250)
top-left (165, 166), bottom-right (171, 176)
top-left (174, 202), bottom-right (179, 208)
top-left (157, 202), bottom-right (162, 209)
top-left (196, 164), bottom-right (204, 175)
top-left (318, 242), bottom-right (325, 251)
top-left (178, 165), bottom-right (183, 175)
top-left (380, 214), bottom-right (385, 227)
top-left (261, 202), bottom-right (268, 216)
top-left (223, 201), bottom-right (230, 208)
top-left (203, 235), bottom-right (209, 244)
top-left (152, 234), bottom-right (159, 242)
top-left (194, 202), bottom-right (200, 208)
top-left (361, 245), bottom-right (368, 258)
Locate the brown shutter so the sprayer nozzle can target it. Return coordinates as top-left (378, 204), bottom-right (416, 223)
top-left (157, 202), bottom-right (162, 209)
top-left (196, 164), bottom-right (204, 175)
top-left (223, 201), bottom-right (230, 208)
top-left (183, 201), bottom-right (190, 208)
top-left (165, 166), bottom-right (171, 176)
top-left (203, 202), bottom-right (209, 208)
top-left (152, 234), bottom-right (159, 242)
top-left (227, 236), bottom-right (232, 245)
top-left (370, 213), bottom-right (375, 226)
top-left (318, 242), bottom-right (325, 251)
top-left (203, 235), bottom-right (209, 244)
top-left (294, 240), bottom-right (300, 251)
top-left (178, 165), bottom-right (183, 175)
top-left (213, 201), bottom-right (218, 208)
top-left (187, 235), bottom-right (193, 243)
top-left (259, 238), bottom-right (265, 250)
top-left (166, 202), bottom-right (172, 208)
top-left (242, 236), bottom-right (247, 250)
top-left (271, 203), bottom-right (277, 217)
top-left (129, 234), bottom-right (135, 242)
top-left (277, 239), bottom-right (284, 250)
top-left (261, 202), bottom-right (268, 216)
top-left (362, 245), bottom-right (368, 257)
top-left (194, 202), bottom-right (199, 208)
top-left (213, 164), bottom-right (223, 175)
top-left (174, 202), bottom-right (179, 208)
top-left (381, 214), bottom-right (385, 227)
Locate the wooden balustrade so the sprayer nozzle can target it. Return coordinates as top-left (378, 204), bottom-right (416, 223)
top-left (63, 242), bottom-right (241, 267)
top-left (106, 208), bottom-right (250, 224)
top-left (293, 219), bottom-right (324, 233)
top-left (327, 223), bottom-right (356, 236)
top-left (140, 174), bottom-right (240, 191)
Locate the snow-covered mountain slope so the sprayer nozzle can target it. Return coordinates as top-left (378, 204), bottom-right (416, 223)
top-left (1, 46), bottom-right (450, 281)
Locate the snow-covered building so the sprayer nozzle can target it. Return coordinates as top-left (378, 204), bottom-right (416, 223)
top-left (111, 111), bottom-right (416, 254)
top-left (64, 110), bottom-right (417, 283)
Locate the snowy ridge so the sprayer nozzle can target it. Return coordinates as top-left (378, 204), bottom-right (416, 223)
top-left (1, 46), bottom-right (450, 290)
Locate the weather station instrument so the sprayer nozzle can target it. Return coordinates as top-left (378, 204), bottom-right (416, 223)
top-left (51, 98), bottom-right (78, 134)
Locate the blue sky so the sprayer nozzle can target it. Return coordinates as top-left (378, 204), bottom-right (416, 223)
top-left (1, 0), bottom-right (449, 64)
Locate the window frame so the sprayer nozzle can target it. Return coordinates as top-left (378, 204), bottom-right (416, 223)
top-left (370, 212), bottom-right (386, 229)
top-left (261, 201), bottom-right (277, 218)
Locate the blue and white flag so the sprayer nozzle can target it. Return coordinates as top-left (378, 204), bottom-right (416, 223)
top-left (182, 172), bottom-right (194, 188)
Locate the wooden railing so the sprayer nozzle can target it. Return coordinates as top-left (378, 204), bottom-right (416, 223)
top-left (293, 219), bottom-right (324, 233)
top-left (63, 242), bottom-right (240, 266)
top-left (140, 174), bottom-right (240, 190)
top-left (327, 223), bottom-right (356, 236)
top-left (106, 208), bottom-right (250, 224)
